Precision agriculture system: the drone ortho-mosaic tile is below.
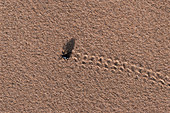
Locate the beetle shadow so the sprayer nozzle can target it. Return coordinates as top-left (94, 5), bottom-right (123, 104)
top-left (61, 38), bottom-right (76, 59)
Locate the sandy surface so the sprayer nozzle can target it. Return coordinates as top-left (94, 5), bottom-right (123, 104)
top-left (0, 0), bottom-right (170, 112)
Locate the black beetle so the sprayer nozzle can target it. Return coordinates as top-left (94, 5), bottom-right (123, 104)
top-left (61, 51), bottom-right (72, 59)
top-left (61, 38), bottom-right (75, 60)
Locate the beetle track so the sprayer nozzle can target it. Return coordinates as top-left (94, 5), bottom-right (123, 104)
top-left (72, 52), bottom-right (169, 87)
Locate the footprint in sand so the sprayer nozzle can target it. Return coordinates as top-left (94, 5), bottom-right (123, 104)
top-left (71, 51), bottom-right (169, 87)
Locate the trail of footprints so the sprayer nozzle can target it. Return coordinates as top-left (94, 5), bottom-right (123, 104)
top-left (72, 52), bottom-right (169, 87)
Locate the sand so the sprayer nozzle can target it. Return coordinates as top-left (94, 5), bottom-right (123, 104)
top-left (0, 0), bottom-right (169, 112)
